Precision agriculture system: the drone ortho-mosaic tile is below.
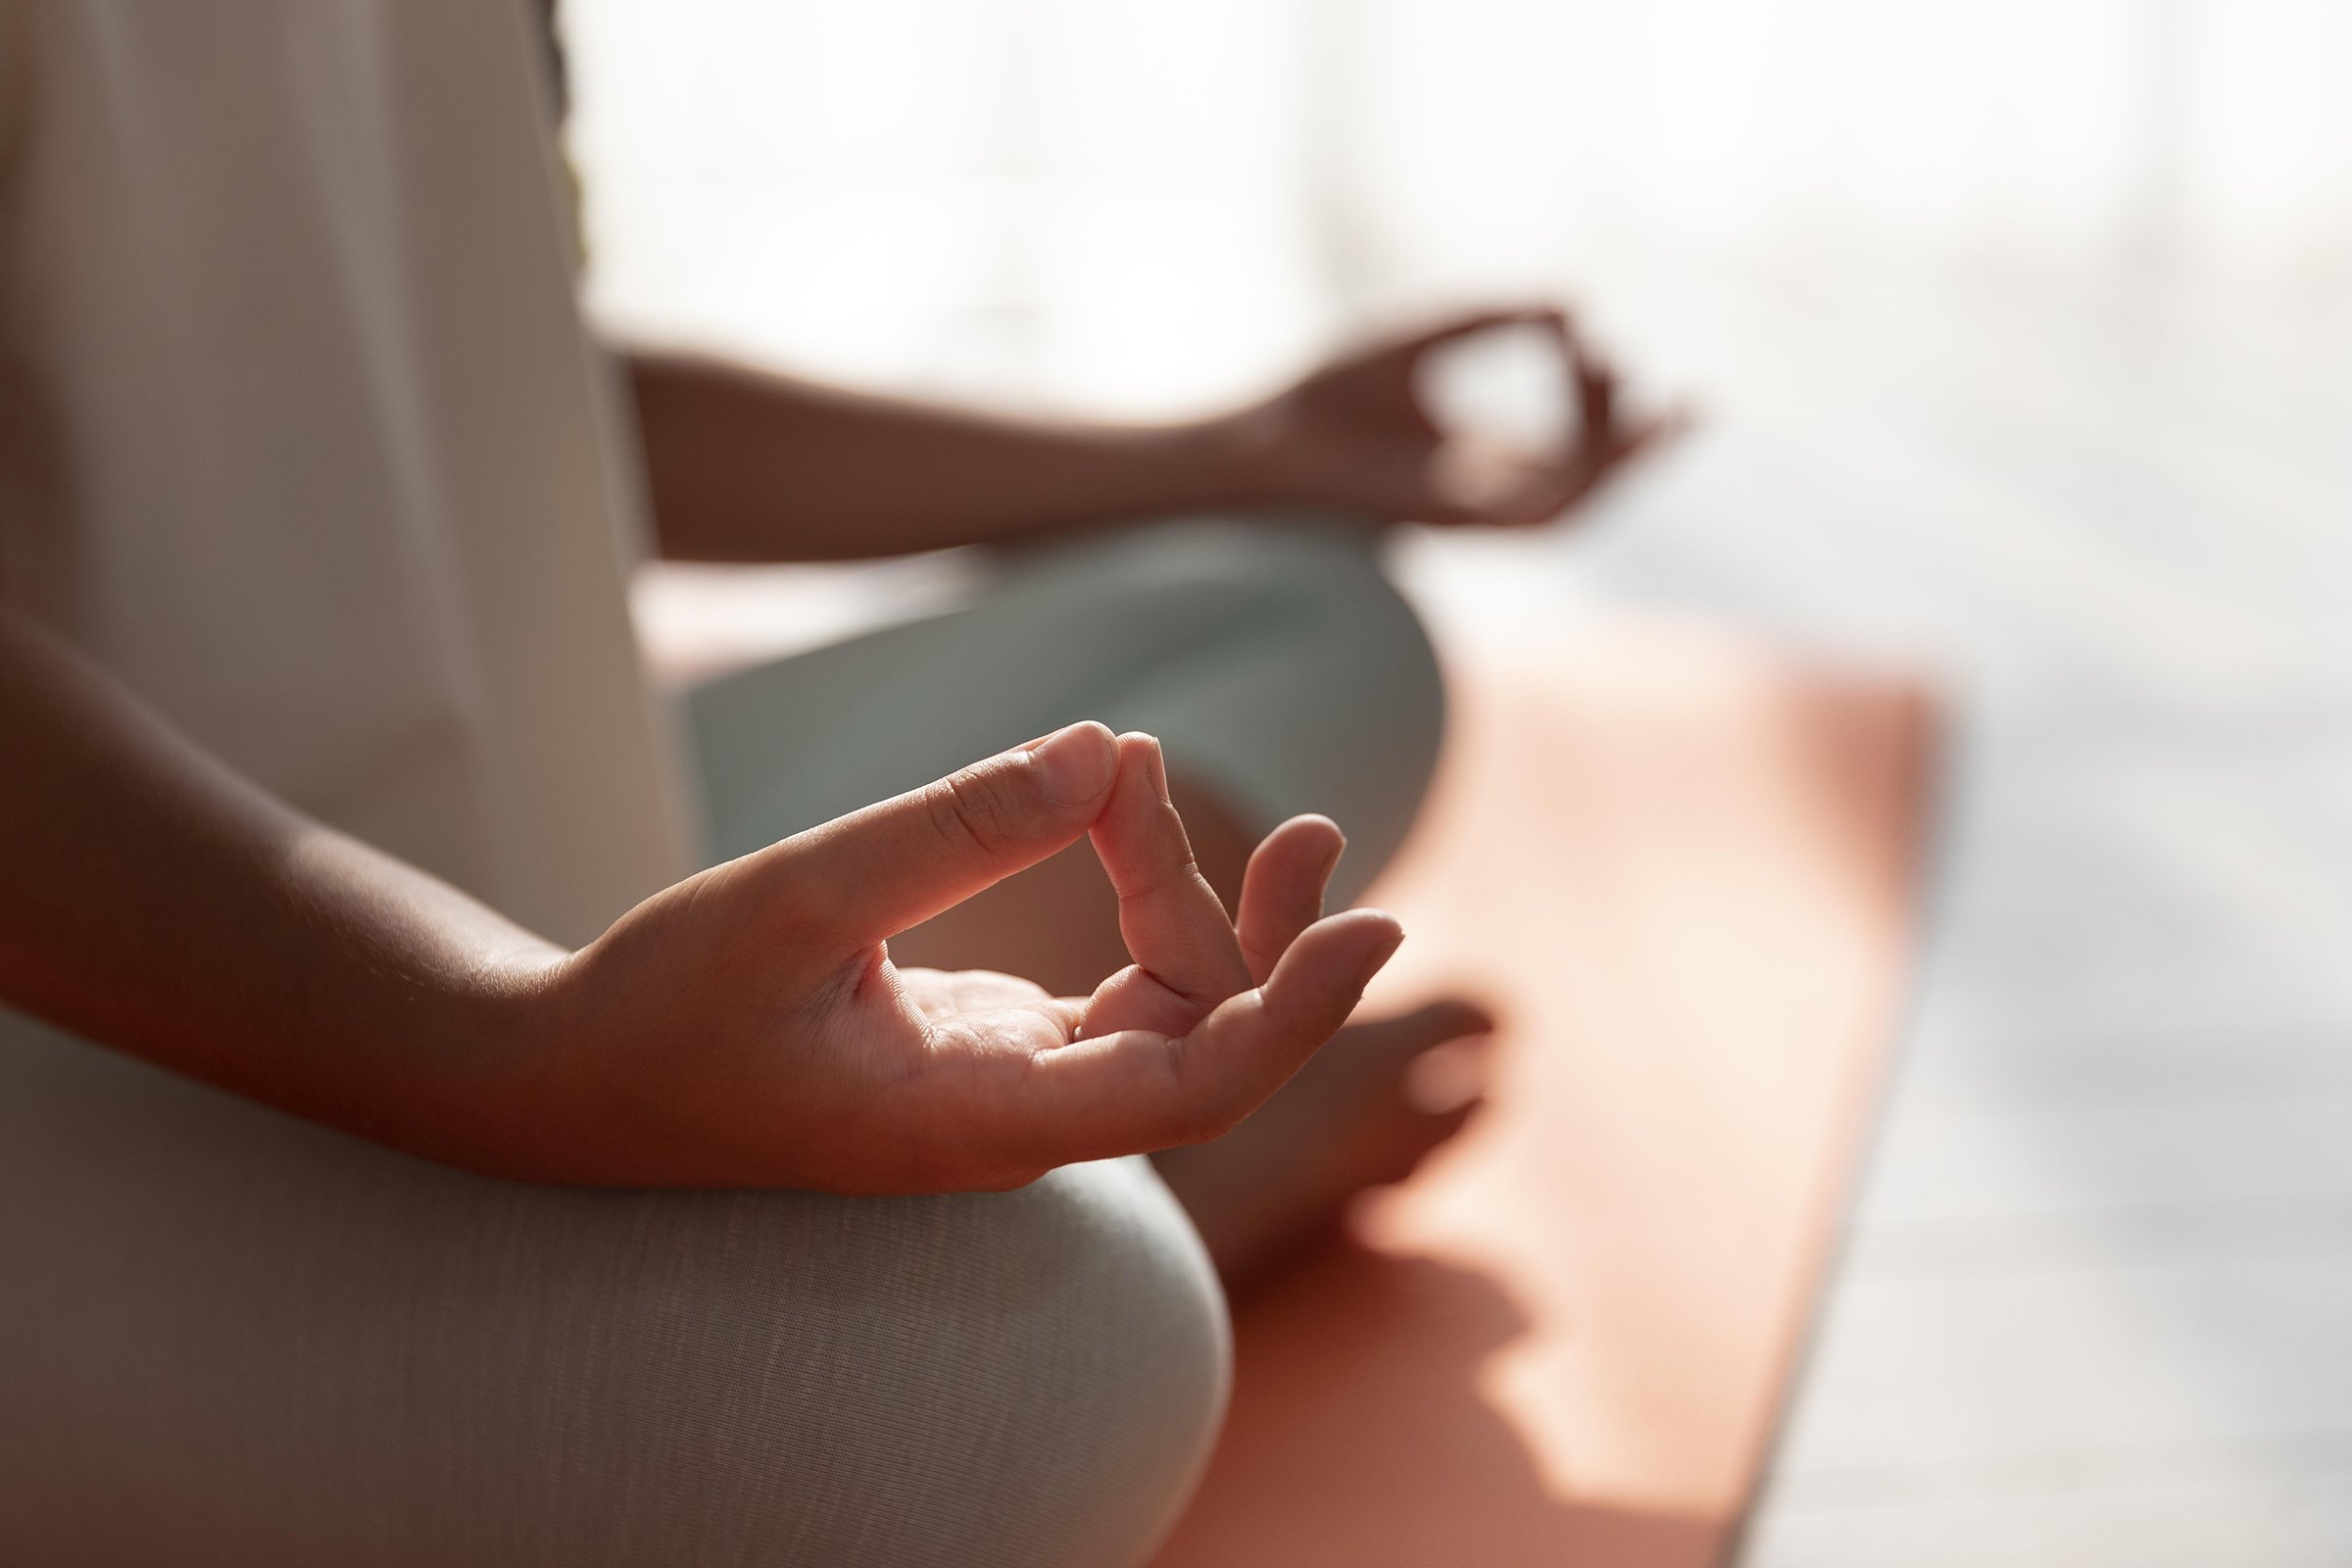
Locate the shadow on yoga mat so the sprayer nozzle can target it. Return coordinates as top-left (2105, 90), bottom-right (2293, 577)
top-left (1155, 614), bottom-right (1941, 1568)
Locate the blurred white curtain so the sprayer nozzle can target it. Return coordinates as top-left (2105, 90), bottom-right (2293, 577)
top-left (564, 0), bottom-right (2352, 409)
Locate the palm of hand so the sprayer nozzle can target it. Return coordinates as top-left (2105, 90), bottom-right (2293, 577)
top-left (519, 726), bottom-right (1394, 1194)
top-left (1255, 305), bottom-right (1684, 528)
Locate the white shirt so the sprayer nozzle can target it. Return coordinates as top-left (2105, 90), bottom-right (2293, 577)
top-left (0, 0), bottom-right (695, 946)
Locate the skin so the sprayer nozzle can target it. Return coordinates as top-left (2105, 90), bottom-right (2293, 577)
top-left (0, 308), bottom-right (1674, 1230)
top-left (0, 614), bottom-right (1395, 1193)
top-left (625, 306), bottom-right (1684, 564)
top-left (623, 306), bottom-right (1680, 1268)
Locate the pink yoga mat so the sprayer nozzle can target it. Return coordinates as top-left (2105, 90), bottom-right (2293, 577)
top-left (1154, 619), bottom-right (1939, 1568)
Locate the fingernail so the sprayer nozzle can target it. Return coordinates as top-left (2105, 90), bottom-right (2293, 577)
top-left (1031, 722), bottom-right (1114, 805)
top-left (1110, 730), bottom-right (1171, 801)
top-left (1355, 911), bottom-right (1406, 988)
top-left (1320, 836), bottom-right (1348, 879)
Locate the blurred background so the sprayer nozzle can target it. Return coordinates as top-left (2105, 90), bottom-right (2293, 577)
top-left (562, 2), bottom-right (2352, 1561)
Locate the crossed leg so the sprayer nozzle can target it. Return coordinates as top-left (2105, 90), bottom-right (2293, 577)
top-left (892, 766), bottom-right (1492, 1291)
top-left (689, 514), bottom-right (1494, 1291)
top-left (0, 1012), bottom-right (1228, 1567)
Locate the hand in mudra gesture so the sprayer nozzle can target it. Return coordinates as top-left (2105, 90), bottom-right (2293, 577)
top-left (1228, 305), bottom-right (1687, 529)
top-left (490, 722), bottom-right (1395, 1193)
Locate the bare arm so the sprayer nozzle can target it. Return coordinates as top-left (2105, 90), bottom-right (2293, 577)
top-left (624, 308), bottom-right (1682, 564)
top-left (0, 607), bottom-right (1396, 1190)
top-left (627, 349), bottom-right (1250, 562)
top-left (0, 608), bottom-right (561, 1163)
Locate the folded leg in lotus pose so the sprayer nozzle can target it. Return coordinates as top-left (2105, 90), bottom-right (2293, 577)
top-left (642, 308), bottom-right (1677, 1288)
top-left (0, 3), bottom-right (1673, 1561)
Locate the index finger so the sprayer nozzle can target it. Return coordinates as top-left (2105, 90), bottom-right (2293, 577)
top-left (1569, 332), bottom-right (1616, 442)
top-left (974, 906), bottom-right (1407, 1169)
top-left (1083, 733), bottom-right (1251, 1032)
top-left (1391, 303), bottom-right (1568, 365)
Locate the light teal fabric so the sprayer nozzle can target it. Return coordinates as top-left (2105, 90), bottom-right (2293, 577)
top-left (687, 513), bottom-right (1446, 913)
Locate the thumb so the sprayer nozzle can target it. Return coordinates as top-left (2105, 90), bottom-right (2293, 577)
top-left (766, 720), bottom-right (1118, 948)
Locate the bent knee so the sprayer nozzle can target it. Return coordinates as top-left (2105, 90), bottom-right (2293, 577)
top-left (0, 1057), bottom-right (1228, 1568)
top-left (1069, 515), bottom-right (1447, 895)
top-left (1135, 514), bottom-right (1446, 742)
top-left (878, 1158), bottom-right (1232, 1568)
top-left (588, 1157), bottom-right (1230, 1568)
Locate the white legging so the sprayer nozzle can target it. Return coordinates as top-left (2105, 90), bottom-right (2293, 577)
top-left (0, 515), bottom-right (1445, 1567)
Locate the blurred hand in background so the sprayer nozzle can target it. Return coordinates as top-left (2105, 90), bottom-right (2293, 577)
top-left (1215, 306), bottom-right (1689, 530)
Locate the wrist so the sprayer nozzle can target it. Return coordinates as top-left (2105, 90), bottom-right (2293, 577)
top-left (1181, 404), bottom-right (1299, 510)
top-left (374, 931), bottom-right (581, 1182)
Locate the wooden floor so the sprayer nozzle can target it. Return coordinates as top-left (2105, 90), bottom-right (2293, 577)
top-left (1412, 259), bottom-right (2352, 1567)
top-left (1152, 622), bottom-right (1936, 1567)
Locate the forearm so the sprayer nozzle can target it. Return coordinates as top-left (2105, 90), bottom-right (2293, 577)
top-left (627, 348), bottom-right (1268, 562)
top-left (0, 610), bottom-right (563, 1165)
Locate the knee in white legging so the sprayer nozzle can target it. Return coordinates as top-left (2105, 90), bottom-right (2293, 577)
top-left (0, 1028), bottom-right (1228, 1568)
top-left (630, 1161), bottom-right (1232, 1568)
